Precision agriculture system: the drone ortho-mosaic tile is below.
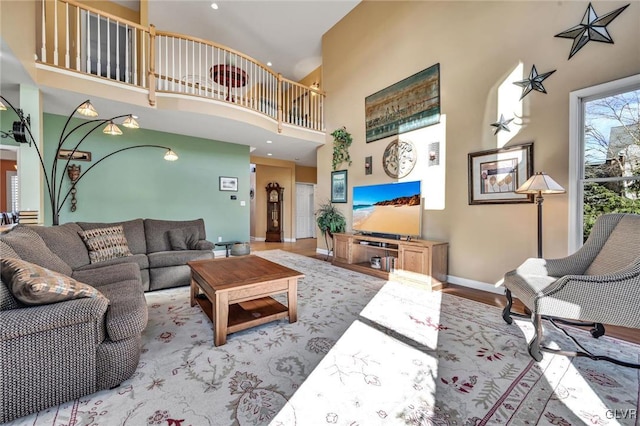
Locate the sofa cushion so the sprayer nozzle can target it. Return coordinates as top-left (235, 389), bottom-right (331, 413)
top-left (167, 226), bottom-right (200, 250)
top-left (144, 218), bottom-right (206, 253)
top-left (1, 258), bottom-right (105, 306)
top-left (74, 253), bottom-right (149, 273)
top-left (96, 280), bottom-right (148, 342)
top-left (79, 225), bottom-right (133, 264)
top-left (148, 250), bottom-right (215, 269)
top-left (77, 219), bottom-right (147, 255)
top-left (0, 226), bottom-right (73, 276)
top-left (31, 223), bottom-right (90, 269)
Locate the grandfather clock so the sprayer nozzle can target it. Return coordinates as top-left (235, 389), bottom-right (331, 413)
top-left (266, 182), bottom-right (284, 242)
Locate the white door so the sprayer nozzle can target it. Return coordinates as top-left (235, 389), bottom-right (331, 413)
top-left (296, 183), bottom-right (315, 239)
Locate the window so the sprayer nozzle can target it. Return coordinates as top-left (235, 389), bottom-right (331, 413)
top-left (569, 75), bottom-right (640, 251)
top-left (9, 173), bottom-right (19, 212)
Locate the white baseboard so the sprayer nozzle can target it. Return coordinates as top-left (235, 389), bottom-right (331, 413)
top-left (252, 237), bottom-right (266, 242)
top-left (285, 238), bottom-right (296, 243)
top-left (447, 275), bottom-right (504, 295)
top-left (316, 248), bottom-right (330, 256)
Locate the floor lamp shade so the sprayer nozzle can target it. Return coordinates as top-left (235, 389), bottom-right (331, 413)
top-left (515, 172), bottom-right (565, 258)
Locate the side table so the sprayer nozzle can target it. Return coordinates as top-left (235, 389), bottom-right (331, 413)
top-left (215, 240), bottom-right (241, 257)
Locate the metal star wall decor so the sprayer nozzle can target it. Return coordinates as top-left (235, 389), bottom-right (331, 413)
top-left (555, 2), bottom-right (630, 60)
top-left (513, 65), bottom-right (556, 100)
top-left (490, 114), bottom-right (514, 135)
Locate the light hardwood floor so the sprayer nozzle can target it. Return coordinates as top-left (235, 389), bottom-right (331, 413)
top-left (251, 238), bottom-right (640, 345)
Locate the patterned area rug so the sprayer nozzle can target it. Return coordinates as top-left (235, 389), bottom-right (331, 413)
top-left (8, 250), bottom-right (640, 426)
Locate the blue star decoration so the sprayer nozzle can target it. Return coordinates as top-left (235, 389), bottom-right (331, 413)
top-left (513, 65), bottom-right (556, 100)
top-left (490, 114), bottom-right (514, 135)
top-left (555, 3), bottom-right (629, 60)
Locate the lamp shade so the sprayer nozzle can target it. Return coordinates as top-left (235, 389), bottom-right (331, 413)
top-left (516, 172), bottom-right (565, 194)
top-left (76, 101), bottom-right (98, 117)
top-left (164, 149), bottom-right (178, 161)
top-left (103, 121), bottom-right (123, 135)
top-left (122, 115), bottom-right (139, 129)
top-left (0, 99), bottom-right (6, 111)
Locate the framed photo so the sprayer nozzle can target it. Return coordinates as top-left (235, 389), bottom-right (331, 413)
top-left (468, 143), bottom-right (534, 205)
top-left (57, 149), bottom-right (92, 161)
top-left (219, 176), bottom-right (238, 192)
top-left (331, 170), bottom-right (348, 203)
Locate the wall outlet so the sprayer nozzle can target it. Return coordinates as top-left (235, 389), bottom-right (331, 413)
top-left (240, 201), bottom-right (246, 206)
top-left (218, 236), bottom-right (222, 242)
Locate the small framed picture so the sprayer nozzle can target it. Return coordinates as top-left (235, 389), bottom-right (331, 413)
top-left (219, 176), bottom-right (238, 192)
top-left (331, 170), bottom-right (348, 203)
top-left (468, 143), bottom-right (534, 205)
top-left (57, 149), bottom-right (92, 162)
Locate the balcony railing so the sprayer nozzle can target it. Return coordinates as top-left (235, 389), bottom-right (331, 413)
top-left (37, 0), bottom-right (325, 133)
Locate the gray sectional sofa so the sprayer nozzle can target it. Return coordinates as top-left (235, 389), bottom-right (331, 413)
top-left (0, 218), bottom-right (215, 423)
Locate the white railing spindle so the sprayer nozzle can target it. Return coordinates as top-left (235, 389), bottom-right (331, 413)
top-left (75, 5), bottom-right (80, 70)
top-left (41, 0), bottom-right (46, 62)
top-left (53, 0), bottom-right (58, 65)
top-left (64, 3), bottom-right (69, 68)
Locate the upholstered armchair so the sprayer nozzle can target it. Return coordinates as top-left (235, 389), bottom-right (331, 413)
top-left (502, 213), bottom-right (640, 367)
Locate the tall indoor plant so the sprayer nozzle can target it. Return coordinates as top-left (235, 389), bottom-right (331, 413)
top-left (316, 201), bottom-right (346, 260)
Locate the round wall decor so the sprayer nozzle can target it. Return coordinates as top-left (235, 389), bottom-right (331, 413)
top-left (382, 138), bottom-right (417, 178)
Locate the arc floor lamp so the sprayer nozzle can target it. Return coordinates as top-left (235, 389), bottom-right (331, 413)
top-left (0, 96), bottom-right (178, 225)
top-left (515, 172), bottom-right (566, 258)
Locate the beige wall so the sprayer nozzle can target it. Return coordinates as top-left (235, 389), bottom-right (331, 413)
top-left (321, 1), bottom-right (640, 285)
top-left (296, 165), bottom-right (317, 184)
top-left (0, 1), bottom-right (37, 81)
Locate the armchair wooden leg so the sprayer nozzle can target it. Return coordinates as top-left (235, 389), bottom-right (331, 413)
top-left (502, 289), bottom-right (513, 324)
top-left (528, 314), bottom-right (543, 362)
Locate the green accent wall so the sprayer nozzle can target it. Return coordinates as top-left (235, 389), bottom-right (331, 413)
top-left (42, 113), bottom-right (250, 242)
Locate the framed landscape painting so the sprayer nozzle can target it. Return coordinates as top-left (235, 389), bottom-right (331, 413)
top-left (219, 176), bottom-right (238, 192)
top-left (468, 143), bottom-right (534, 205)
top-left (331, 170), bottom-right (348, 203)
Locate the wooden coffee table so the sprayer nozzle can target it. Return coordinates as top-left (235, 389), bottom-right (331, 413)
top-left (188, 255), bottom-right (304, 346)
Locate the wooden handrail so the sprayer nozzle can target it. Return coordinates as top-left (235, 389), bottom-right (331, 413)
top-left (55, 0), bottom-right (148, 31)
top-left (155, 29), bottom-right (278, 80)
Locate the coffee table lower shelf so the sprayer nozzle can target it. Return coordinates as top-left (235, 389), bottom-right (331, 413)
top-left (195, 295), bottom-right (289, 334)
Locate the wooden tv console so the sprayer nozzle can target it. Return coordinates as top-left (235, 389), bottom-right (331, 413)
top-left (332, 233), bottom-right (448, 290)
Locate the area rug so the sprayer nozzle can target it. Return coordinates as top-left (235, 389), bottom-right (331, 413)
top-left (7, 250), bottom-right (640, 426)
top-left (273, 280), bottom-right (640, 426)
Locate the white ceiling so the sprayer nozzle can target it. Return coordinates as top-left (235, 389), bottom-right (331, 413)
top-left (0, 0), bottom-right (360, 167)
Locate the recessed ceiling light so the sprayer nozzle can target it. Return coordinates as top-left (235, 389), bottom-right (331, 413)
top-left (267, 153), bottom-right (273, 156)
top-left (267, 62), bottom-right (272, 67)
top-left (211, 3), bottom-right (218, 9)
top-left (266, 140), bottom-right (272, 144)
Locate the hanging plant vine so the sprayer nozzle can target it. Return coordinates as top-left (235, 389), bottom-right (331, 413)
top-left (331, 127), bottom-right (353, 171)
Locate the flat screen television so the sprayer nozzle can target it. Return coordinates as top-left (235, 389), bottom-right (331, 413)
top-left (352, 180), bottom-right (422, 238)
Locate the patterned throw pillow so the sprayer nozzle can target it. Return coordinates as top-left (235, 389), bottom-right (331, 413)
top-left (79, 225), bottom-right (133, 264)
top-left (1, 258), bottom-right (105, 305)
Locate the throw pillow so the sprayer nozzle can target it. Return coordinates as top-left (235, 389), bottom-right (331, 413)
top-left (168, 227), bottom-right (200, 251)
top-left (1, 258), bottom-right (105, 305)
top-left (78, 225), bottom-right (133, 264)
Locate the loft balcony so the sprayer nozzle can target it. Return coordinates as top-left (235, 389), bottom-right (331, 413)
top-left (6, 0), bottom-right (326, 163)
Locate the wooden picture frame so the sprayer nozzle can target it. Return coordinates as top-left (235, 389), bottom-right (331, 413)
top-left (331, 170), bottom-right (348, 203)
top-left (219, 176), bottom-right (238, 192)
top-left (468, 143), bottom-right (534, 205)
top-left (57, 149), bottom-right (92, 162)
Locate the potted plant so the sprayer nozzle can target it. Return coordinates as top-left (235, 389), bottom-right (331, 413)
top-left (315, 200), bottom-right (346, 260)
top-left (331, 127), bottom-right (353, 171)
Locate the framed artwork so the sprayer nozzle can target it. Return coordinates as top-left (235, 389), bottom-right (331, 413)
top-left (331, 170), bottom-right (348, 203)
top-left (57, 149), bottom-right (92, 161)
top-left (468, 143), bottom-right (534, 205)
top-left (219, 176), bottom-right (238, 192)
top-left (365, 63), bottom-right (440, 143)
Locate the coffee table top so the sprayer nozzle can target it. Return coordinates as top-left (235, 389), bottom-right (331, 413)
top-left (188, 255), bottom-right (304, 291)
